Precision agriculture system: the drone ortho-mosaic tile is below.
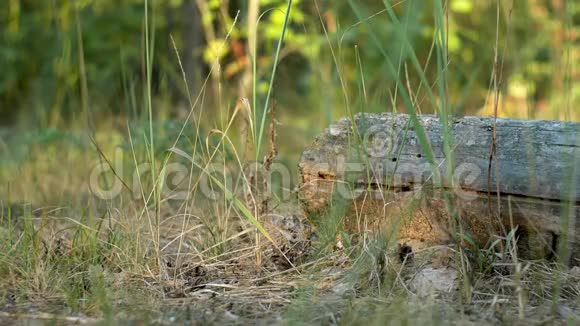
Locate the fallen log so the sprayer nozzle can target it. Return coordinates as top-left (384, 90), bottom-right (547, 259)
top-left (298, 113), bottom-right (580, 264)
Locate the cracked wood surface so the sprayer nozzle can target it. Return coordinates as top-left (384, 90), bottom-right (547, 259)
top-left (299, 113), bottom-right (579, 263)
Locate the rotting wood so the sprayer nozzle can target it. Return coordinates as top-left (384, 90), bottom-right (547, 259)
top-left (298, 113), bottom-right (580, 264)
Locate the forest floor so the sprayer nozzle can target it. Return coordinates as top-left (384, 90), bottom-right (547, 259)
top-left (0, 124), bottom-right (579, 325)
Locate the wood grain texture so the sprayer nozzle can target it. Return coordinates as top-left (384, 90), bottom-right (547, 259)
top-left (299, 113), bottom-right (579, 263)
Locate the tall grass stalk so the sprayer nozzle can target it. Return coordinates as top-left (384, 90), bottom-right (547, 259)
top-left (167, 147), bottom-right (274, 244)
top-left (165, 7), bottom-right (298, 267)
top-left (348, 0), bottom-right (436, 171)
top-left (142, 0), bottom-right (163, 272)
top-left (256, 0), bottom-right (292, 160)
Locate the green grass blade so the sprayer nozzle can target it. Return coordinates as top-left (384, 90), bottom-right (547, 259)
top-left (256, 0), bottom-right (293, 160)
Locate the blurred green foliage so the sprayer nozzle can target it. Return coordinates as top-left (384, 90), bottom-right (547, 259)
top-left (0, 0), bottom-right (578, 126)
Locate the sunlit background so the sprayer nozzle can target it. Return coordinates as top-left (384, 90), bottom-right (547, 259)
top-left (0, 0), bottom-right (578, 203)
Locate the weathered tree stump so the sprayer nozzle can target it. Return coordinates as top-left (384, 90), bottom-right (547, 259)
top-left (299, 113), bottom-right (580, 264)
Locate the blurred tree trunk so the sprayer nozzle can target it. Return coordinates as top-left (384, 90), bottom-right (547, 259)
top-left (195, 0), bottom-right (220, 99)
top-left (551, 0), bottom-right (564, 93)
top-left (181, 0), bottom-right (204, 104)
top-left (239, 0), bottom-right (260, 101)
top-left (239, 0), bottom-right (259, 160)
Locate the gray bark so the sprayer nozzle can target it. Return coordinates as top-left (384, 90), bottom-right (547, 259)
top-left (299, 113), bottom-right (580, 264)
